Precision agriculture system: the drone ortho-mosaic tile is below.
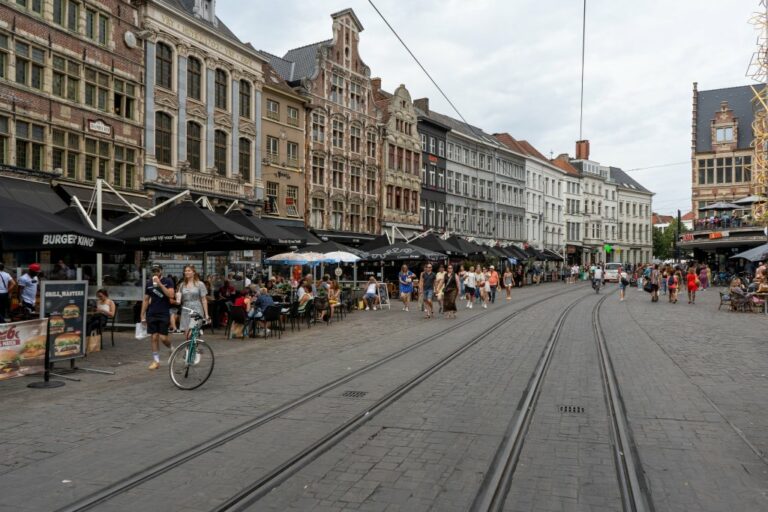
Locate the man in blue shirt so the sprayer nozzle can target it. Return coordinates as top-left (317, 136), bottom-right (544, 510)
top-left (140, 264), bottom-right (174, 370)
top-left (17, 263), bottom-right (40, 316)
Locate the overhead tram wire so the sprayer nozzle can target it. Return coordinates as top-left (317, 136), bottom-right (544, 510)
top-left (579, 0), bottom-right (587, 140)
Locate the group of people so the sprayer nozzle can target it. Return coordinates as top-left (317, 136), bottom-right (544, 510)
top-left (0, 263), bottom-right (42, 322)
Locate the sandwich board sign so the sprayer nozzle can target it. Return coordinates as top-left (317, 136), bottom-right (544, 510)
top-left (377, 283), bottom-right (390, 310)
top-left (40, 281), bottom-right (88, 362)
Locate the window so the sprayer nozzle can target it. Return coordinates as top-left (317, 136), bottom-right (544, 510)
top-left (52, 129), bottom-right (79, 179)
top-left (312, 113), bottom-right (325, 143)
top-left (350, 81), bottom-right (363, 111)
top-left (155, 112), bottom-right (172, 165)
top-left (265, 182), bottom-right (279, 215)
top-left (388, 145), bottom-right (396, 170)
top-left (332, 120), bottom-right (344, 149)
top-left (350, 125), bottom-right (361, 153)
top-left (239, 138), bottom-right (251, 180)
top-left (366, 206), bottom-right (376, 233)
top-left (266, 136), bottom-right (279, 159)
top-left (113, 79), bottom-right (135, 119)
top-left (52, 56), bottom-right (79, 101)
top-left (53, 0), bottom-right (79, 32)
top-left (311, 156), bottom-right (325, 185)
top-left (331, 73), bottom-right (344, 104)
top-left (331, 201), bottom-right (344, 230)
top-left (421, 133), bottom-right (426, 151)
top-left (0, 35), bottom-right (7, 79)
top-left (438, 140), bottom-right (445, 157)
top-left (386, 185), bottom-right (393, 209)
top-left (287, 106), bottom-right (299, 127)
top-left (350, 165), bottom-right (361, 193)
top-left (332, 160), bottom-right (344, 188)
top-left (447, 171), bottom-right (453, 193)
top-left (16, 0), bottom-right (42, 14)
top-left (350, 203), bottom-right (361, 231)
top-left (403, 187), bottom-right (410, 212)
top-left (395, 187), bottom-right (402, 210)
top-left (367, 169), bottom-right (376, 195)
top-left (85, 9), bottom-right (108, 45)
top-left (84, 138), bottom-right (109, 182)
top-left (287, 141), bottom-right (299, 166)
top-left (215, 69), bottom-right (227, 110)
top-left (214, 130), bottom-right (227, 175)
top-left (187, 57), bottom-right (202, 100)
top-left (429, 166), bottom-right (436, 187)
top-left (239, 80), bottom-right (251, 118)
top-left (367, 131), bottom-right (376, 158)
top-left (85, 68), bottom-right (109, 111)
top-left (715, 126), bottom-right (734, 143)
top-left (187, 122), bottom-right (202, 171)
top-left (311, 197), bottom-right (324, 228)
top-left (0, 116), bottom-right (8, 164)
top-left (114, 145), bottom-right (135, 189)
top-left (286, 186), bottom-right (299, 217)
top-left (429, 137), bottom-right (436, 154)
top-left (156, 42), bottom-right (173, 89)
top-left (15, 42), bottom-right (44, 89)
top-left (267, 99), bottom-right (279, 121)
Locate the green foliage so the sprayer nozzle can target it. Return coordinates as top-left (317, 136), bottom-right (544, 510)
top-left (653, 220), bottom-right (690, 259)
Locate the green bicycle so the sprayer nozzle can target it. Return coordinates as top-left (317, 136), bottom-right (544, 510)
top-left (169, 307), bottom-right (215, 389)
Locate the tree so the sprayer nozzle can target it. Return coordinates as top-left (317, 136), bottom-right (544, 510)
top-left (653, 220), bottom-right (689, 260)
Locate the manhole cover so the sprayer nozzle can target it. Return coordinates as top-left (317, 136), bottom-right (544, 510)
top-left (342, 391), bottom-right (368, 398)
top-left (558, 405), bottom-right (585, 414)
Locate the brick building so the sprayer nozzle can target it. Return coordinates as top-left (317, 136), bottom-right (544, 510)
top-left (0, 0), bottom-right (147, 214)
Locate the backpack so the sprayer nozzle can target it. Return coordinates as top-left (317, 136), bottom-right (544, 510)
top-left (668, 275), bottom-right (676, 287)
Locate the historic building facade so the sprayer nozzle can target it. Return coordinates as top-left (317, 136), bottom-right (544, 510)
top-left (0, 0), bottom-right (146, 213)
top-left (373, 81), bottom-right (421, 237)
top-left (691, 83), bottom-right (756, 218)
top-left (552, 154), bottom-right (584, 264)
top-left (265, 9), bottom-right (380, 243)
top-left (259, 62), bottom-right (306, 223)
top-left (140, 0), bottom-right (265, 210)
top-left (613, 167), bottom-right (653, 264)
top-left (414, 98), bottom-right (449, 234)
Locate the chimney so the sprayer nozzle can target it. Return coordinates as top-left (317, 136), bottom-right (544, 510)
top-left (371, 77), bottom-right (382, 93)
top-left (575, 139), bottom-right (590, 160)
top-left (414, 97), bottom-right (429, 114)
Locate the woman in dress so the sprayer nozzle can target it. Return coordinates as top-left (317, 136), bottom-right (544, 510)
top-left (503, 266), bottom-right (514, 300)
top-left (434, 264), bottom-right (446, 315)
top-left (698, 264), bottom-right (709, 290)
top-left (442, 265), bottom-right (460, 319)
top-left (686, 267), bottom-right (699, 304)
top-left (178, 265), bottom-right (209, 340)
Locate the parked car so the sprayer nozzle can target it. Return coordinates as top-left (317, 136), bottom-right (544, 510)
top-left (604, 262), bottom-right (622, 282)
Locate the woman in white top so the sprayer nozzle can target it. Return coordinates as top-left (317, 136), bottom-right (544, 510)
top-left (87, 289), bottom-right (116, 334)
top-left (178, 265), bottom-right (209, 339)
top-left (464, 266), bottom-right (477, 308)
top-left (476, 268), bottom-right (488, 309)
top-left (618, 268), bottom-right (629, 301)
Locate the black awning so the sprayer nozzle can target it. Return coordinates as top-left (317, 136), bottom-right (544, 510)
top-left (226, 211), bottom-right (305, 246)
top-left (56, 184), bottom-right (151, 212)
top-left (541, 248), bottom-right (564, 261)
top-left (313, 229), bottom-right (376, 247)
top-left (0, 177), bottom-right (67, 213)
top-left (265, 220), bottom-right (322, 245)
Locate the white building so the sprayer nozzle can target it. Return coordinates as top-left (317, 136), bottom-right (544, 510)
top-left (552, 154), bottom-right (585, 264)
top-left (612, 167), bottom-right (654, 264)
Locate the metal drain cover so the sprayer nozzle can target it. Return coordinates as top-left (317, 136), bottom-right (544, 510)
top-left (558, 405), bottom-right (585, 414)
top-left (342, 391), bottom-right (368, 398)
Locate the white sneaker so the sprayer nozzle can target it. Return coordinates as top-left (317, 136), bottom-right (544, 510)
top-left (184, 348), bottom-right (202, 365)
top-left (483, 304), bottom-right (487, 309)
top-left (366, 306), bottom-right (370, 311)
top-left (373, 306), bottom-right (378, 311)
top-left (469, 303), bottom-right (473, 309)
top-left (266, 329), bottom-right (271, 335)
top-left (405, 307), bottom-right (409, 312)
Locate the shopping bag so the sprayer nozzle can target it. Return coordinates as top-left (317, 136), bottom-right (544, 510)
top-left (358, 299), bottom-right (365, 310)
top-left (230, 322), bottom-right (244, 339)
top-left (87, 334), bottom-right (102, 354)
top-left (135, 322), bottom-right (148, 340)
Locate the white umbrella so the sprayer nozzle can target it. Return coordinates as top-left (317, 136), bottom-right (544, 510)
top-left (265, 251), bottom-right (333, 265)
top-left (733, 195), bottom-right (766, 206)
top-left (323, 251), bottom-right (361, 263)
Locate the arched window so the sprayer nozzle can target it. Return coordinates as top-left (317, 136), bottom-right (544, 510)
top-left (238, 138), bottom-right (251, 180)
top-left (215, 69), bottom-right (228, 110)
top-left (187, 122), bottom-right (202, 171)
top-left (214, 130), bottom-right (227, 175)
top-left (187, 57), bottom-right (202, 100)
top-left (239, 80), bottom-right (251, 119)
top-left (155, 112), bottom-right (173, 165)
top-left (156, 43), bottom-right (173, 89)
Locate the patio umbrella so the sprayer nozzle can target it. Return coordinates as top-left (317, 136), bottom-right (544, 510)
top-left (296, 240), bottom-right (368, 258)
top-left (364, 242), bottom-right (445, 262)
top-left (729, 243), bottom-right (768, 262)
top-left (360, 234), bottom-right (404, 251)
top-left (446, 236), bottom-right (487, 256)
top-left (323, 251), bottom-right (361, 263)
top-left (55, 205), bottom-right (116, 232)
top-left (114, 201), bottom-right (263, 251)
top-left (698, 202), bottom-right (740, 211)
top-left (733, 195), bottom-right (766, 206)
top-left (410, 234), bottom-right (466, 257)
top-left (502, 245), bottom-right (528, 260)
top-left (226, 210), bottom-right (305, 246)
top-left (264, 252), bottom-right (334, 265)
top-left (0, 197), bottom-right (124, 252)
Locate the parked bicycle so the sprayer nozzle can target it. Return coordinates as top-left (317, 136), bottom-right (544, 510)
top-left (169, 307), bottom-right (214, 390)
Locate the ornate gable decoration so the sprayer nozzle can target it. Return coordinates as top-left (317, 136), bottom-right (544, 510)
top-left (711, 100), bottom-right (738, 152)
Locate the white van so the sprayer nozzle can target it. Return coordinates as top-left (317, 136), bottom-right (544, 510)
top-left (604, 262), bottom-right (622, 282)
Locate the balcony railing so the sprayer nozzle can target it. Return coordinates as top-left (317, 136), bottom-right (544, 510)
top-left (266, 110), bottom-right (279, 121)
top-left (181, 171), bottom-right (244, 198)
top-left (692, 218), bottom-right (760, 232)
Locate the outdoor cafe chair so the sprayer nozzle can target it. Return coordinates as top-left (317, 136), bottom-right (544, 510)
top-left (298, 298), bottom-right (315, 329)
top-left (225, 304), bottom-right (247, 339)
top-left (286, 301), bottom-right (302, 332)
top-left (261, 305), bottom-right (283, 340)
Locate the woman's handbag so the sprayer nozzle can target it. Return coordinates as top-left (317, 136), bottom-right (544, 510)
top-left (643, 281), bottom-right (654, 293)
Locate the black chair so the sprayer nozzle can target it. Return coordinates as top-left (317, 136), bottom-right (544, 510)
top-left (261, 305), bottom-right (283, 339)
top-left (298, 299), bottom-right (315, 329)
top-left (287, 301), bottom-right (301, 332)
top-left (225, 305), bottom-right (247, 339)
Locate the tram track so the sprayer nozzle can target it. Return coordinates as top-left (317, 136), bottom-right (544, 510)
top-left (471, 292), bottom-right (653, 512)
top-left (56, 283), bottom-right (586, 512)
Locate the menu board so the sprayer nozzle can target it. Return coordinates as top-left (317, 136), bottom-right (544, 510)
top-left (0, 319), bottom-right (47, 381)
top-left (40, 281), bottom-right (88, 362)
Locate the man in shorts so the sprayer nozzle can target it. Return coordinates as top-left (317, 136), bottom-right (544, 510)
top-left (419, 263), bottom-right (436, 318)
top-left (140, 264), bottom-right (174, 370)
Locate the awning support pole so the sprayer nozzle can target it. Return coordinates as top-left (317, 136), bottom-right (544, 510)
top-left (96, 179), bottom-right (103, 288)
top-left (106, 190), bottom-right (190, 235)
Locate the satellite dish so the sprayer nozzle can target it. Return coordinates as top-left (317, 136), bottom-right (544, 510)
top-left (124, 31), bottom-right (138, 49)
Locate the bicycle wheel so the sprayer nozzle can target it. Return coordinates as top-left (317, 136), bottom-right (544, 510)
top-left (169, 340), bottom-right (214, 390)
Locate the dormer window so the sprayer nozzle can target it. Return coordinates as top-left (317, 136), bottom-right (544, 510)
top-left (715, 126), bottom-right (734, 143)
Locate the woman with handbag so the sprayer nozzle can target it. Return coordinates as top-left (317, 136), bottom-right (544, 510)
top-left (686, 267), bottom-right (699, 304)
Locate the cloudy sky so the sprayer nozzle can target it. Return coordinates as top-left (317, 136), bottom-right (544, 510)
top-left (219, 0), bottom-right (760, 215)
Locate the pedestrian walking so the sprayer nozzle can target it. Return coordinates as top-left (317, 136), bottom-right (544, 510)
top-left (667, 270), bottom-right (679, 303)
top-left (17, 263), bottom-right (41, 317)
top-left (443, 265), bottom-right (460, 319)
top-left (619, 268), bottom-right (629, 301)
top-left (435, 264), bottom-right (446, 314)
top-left (650, 264), bottom-right (661, 302)
top-left (140, 264), bottom-right (175, 370)
top-left (686, 267), bottom-right (699, 304)
top-left (698, 264), bottom-right (709, 290)
top-left (503, 266), bottom-right (514, 300)
top-left (488, 266), bottom-right (499, 304)
top-left (177, 265), bottom-right (209, 340)
top-left (0, 263), bottom-right (16, 322)
top-left (398, 264), bottom-right (416, 312)
top-left (660, 267), bottom-right (668, 295)
top-left (463, 266), bottom-right (476, 308)
top-left (476, 267), bottom-right (489, 308)
top-left (419, 263), bottom-right (436, 319)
